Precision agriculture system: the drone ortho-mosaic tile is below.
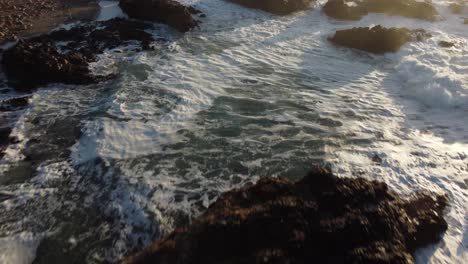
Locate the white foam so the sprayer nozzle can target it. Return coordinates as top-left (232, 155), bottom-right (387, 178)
top-left (0, 0), bottom-right (467, 263)
top-left (0, 233), bottom-right (41, 264)
top-left (97, 1), bottom-right (125, 21)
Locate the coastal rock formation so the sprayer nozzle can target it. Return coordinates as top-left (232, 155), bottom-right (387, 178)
top-left (323, 0), bottom-right (439, 21)
top-left (2, 18), bottom-right (156, 90)
top-left (329, 26), bottom-right (430, 54)
top-left (119, 0), bottom-right (200, 32)
top-left (123, 167), bottom-right (448, 264)
top-left (0, 0), bottom-right (100, 45)
top-left (228, 0), bottom-right (314, 15)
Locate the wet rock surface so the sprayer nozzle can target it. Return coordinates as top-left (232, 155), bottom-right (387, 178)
top-left (119, 0), bottom-right (202, 32)
top-left (439, 40), bottom-right (456, 48)
top-left (0, 0), bottom-right (100, 45)
top-left (1, 18), bottom-right (156, 91)
top-left (329, 26), bottom-right (431, 54)
top-left (228, 0), bottom-right (314, 15)
top-left (123, 167), bottom-right (448, 264)
top-left (323, 0), bottom-right (439, 21)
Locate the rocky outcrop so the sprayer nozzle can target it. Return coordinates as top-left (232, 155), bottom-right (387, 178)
top-left (123, 167), bottom-right (448, 264)
top-left (2, 18), bottom-right (156, 91)
top-left (323, 0), bottom-right (439, 21)
top-left (329, 26), bottom-right (430, 54)
top-left (119, 0), bottom-right (201, 32)
top-left (228, 0), bottom-right (314, 15)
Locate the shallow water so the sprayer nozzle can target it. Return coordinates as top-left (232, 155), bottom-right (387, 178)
top-left (0, 0), bottom-right (467, 263)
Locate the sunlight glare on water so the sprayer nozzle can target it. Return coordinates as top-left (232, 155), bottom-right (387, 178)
top-left (0, 0), bottom-right (467, 263)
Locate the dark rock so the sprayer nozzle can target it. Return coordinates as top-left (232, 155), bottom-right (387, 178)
top-left (329, 26), bottom-right (430, 54)
top-left (372, 154), bottom-right (382, 163)
top-left (119, 0), bottom-right (199, 32)
top-left (228, 0), bottom-right (314, 15)
top-left (123, 167), bottom-right (448, 264)
top-left (0, 96), bottom-right (30, 111)
top-left (464, 18), bottom-right (468, 24)
top-left (323, 0), bottom-right (367, 20)
top-left (2, 18), bottom-right (156, 91)
top-left (0, 127), bottom-right (12, 144)
top-left (439, 40), bottom-right (455, 48)
top-left (2, 41), bottom-right (102, 91)
top-left (0, 126), bottom-right (12, 159)
top-left (324, 0), bottom-right (439, 21)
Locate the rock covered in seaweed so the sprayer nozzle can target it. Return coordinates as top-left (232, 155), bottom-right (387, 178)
top-left (123, 167), bottom-right (448, 264)
top-left (323, 0), bottom-right (439, 21)
top-left (1, 18), bottom-right (156, 91)
top-left (329, 26), bottom-right (431, 54)
top-left (228, 0), bottom-right (314, 15)
top-left (119, 0), bottom-right (201, 32)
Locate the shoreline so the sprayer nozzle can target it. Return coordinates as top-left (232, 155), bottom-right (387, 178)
top-left (0, 0), bottom-right (101, 45)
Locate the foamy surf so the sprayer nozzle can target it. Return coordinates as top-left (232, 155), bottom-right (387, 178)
top-left (0, 0), bottom-right (466, 263)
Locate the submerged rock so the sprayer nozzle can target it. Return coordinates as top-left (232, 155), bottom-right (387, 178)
top-left (119, 0), bottom-right (200, 32)
top-left (2, 18), bottom-right (156, 91)
top-left (228, 0), bottom-right (314, 15)
top-left (329, 26), bottom-right (430, 54)
top-left (323, 0), bottom-right (439, 21)
top-left (123, 167), bottom-right (448, 264)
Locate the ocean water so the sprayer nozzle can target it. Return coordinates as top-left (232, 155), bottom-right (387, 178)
top-left (0, 0), bottom-right (467, 263)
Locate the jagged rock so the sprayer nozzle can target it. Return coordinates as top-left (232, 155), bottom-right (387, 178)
top-left (2, 18), bottom-right (156, 91)
top-left (439, 40), bottom-right (455, 48)
top-left (228, 0), bottom-right (314, 15)
top-left (329, 26), bottom-right (431, 54)
top-left (123, 167), bottom-right (448, 264)
top-left (119, 0), bottom-right (199, 32)
top-left (323, 0), bottom-right (439, 21)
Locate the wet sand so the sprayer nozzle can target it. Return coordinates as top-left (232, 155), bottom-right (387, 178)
top-left (0, 0), bottom-right (100, 45)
